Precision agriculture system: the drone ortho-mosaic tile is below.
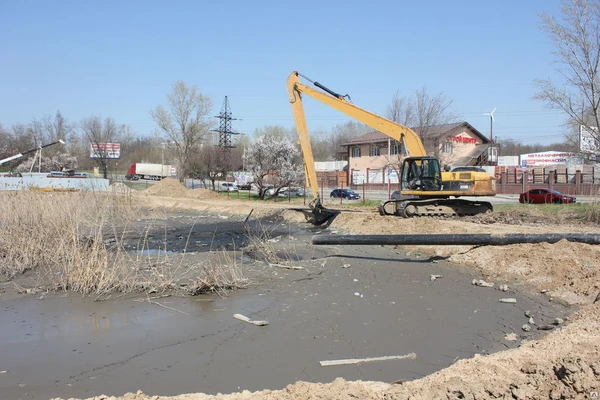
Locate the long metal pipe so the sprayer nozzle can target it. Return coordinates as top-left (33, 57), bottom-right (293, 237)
top-left (312, 233), bottom-right (600, 246)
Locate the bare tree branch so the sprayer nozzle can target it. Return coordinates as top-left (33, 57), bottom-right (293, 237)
top-left (150, 81), bottom-right (214, 180)
top-left (81, 116), bottom-right (121, 179)
top-left (535, 0), bottom-right (600, 144)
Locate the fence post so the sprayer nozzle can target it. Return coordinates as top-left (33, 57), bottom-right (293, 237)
top-left (522, 171), bottom-right (528, 193)
top-left (501, 171), bottom-right (507, 194)
top-left (548, 170), bottom-right (555, 191)
top-left (576, 170), bottom-right (582, 194)
top-left (362, 180), bottom-right (365, 201)
top-left (320, 179), bottom-right (324, 200)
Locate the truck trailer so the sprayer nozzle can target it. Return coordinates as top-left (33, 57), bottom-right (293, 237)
top-left (125, 163), bottom-right (176, 181)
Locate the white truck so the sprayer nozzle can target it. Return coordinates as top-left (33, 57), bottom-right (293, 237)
top-left (125, 163), bottom-right (176, 181)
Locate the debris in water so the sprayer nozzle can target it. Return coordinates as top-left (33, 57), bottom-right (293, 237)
top-left (233, 314), bottom-right (268, 326)
top-left (320, 352), bottom-right (417, 367)
top-left (472, 279), bottom-right (494, 287)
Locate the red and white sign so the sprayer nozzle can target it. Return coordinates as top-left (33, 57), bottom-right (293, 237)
top-left (520, 151), bottom-right (577, 167)
top-left (90, 143), bottom-right (121, 159)
top-left (449, 135), bottom-right (477, 144)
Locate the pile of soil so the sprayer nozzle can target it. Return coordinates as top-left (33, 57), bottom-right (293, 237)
top-left (53, 198), bottom-right (600, 400)
top-left (186, 188), bottom-right (222, 200)
top-left (140, 178), bottom-right (190, 198)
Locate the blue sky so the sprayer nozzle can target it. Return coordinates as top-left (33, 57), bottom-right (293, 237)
top-left (0, 0), bottom-right (567, 144)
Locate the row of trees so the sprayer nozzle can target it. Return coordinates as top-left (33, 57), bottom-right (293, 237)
top-left (2, 0), bottom-right (596, 192)
top-left (0, 112), bottom-right (170, 178)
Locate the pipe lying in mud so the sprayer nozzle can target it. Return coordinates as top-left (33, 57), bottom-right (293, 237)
top-left (311, 233), bottom-right (600, 246)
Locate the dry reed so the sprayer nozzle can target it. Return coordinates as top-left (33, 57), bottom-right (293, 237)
top-left (0, 190), bottom-right (247, 296)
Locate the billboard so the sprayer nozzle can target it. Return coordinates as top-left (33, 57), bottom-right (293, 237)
top-left (520, 151), bottom-right (578, 167)
top-left (579, 125), bottom-right (600, 153)
top-left (90, 143), bottom-right (120, 159)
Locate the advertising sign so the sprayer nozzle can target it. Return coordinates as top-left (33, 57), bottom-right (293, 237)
top-left (579, 125), bottom-right (600, 153)
top-left (90, 143), bottom-right (120, 159)
top-left (520, 151), bottom-right (577, 167)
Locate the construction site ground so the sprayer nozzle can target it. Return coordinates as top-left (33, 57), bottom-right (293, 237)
top-left (1, 179), bottom-right (599, 400)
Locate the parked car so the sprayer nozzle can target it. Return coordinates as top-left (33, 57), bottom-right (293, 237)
top-left (238, 182), bottom-right (254, 191)
top-left (391, 190), bottom-right (401, 200)
top-left (278, 187), bottom-right (306, 197)
top-left (519, 188), bottom-right (576, 204)
top-left (330, 188), bottom-right (360, 200)
top-left (220, 182), bottom-right (239, 192)
top-left (262, 184), bottom-right (275, 196)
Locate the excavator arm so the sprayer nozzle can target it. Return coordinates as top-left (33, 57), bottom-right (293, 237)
top-left (287, 71), bottom-right (425, 200)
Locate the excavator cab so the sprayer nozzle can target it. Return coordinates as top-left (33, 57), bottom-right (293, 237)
top-left (401, 156), bottom-right (442, 192)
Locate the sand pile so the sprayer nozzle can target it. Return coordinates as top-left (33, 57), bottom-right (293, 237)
top-left (186, 188), bottom-right (222, 200)
top-left (140, 178), bottom-right (190, 198)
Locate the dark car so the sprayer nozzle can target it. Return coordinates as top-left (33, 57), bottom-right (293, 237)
top-left (238, 182), bottom-right (254, 191)
top-left (330, 188), bottom-right (360, 200)
top-left (519, 188), bottom-right (576, 204)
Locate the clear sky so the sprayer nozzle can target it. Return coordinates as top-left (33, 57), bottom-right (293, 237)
top-left (0, 0), bottom-right (567, 145)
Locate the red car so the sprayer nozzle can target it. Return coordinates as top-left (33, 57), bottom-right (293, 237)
top-left (519, 188), bottom-right (576, 204)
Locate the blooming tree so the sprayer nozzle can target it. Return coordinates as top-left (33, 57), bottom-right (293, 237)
top-left (244, 133), bottom-right (304, 199)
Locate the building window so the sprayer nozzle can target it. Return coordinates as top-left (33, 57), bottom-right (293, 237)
top-left (390, 142), bottom-right (399, 155)
top-left (442, 141), bottom-right (453, 154)
top-left (352, 147), bottom-right (361, 157)
top-left (369, 146), bottom-right (380, 157)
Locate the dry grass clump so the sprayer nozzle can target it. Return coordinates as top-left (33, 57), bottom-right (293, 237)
top-left (242, 217), bottom-right (302, 264)
top-left (185, 262), bottom-right (248, 296)
top-left (578, 201), bottom-right (600, 223)
top-left (0, 191), bottom-right (143, 294)
top-left (0, 191), bottom-right (248, 297)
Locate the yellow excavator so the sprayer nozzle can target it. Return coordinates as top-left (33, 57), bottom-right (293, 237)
top-left (287, 71), bottom-right (496, 224)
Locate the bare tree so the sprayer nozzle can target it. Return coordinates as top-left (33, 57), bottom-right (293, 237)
top-left (534, 0), bottom-right (600, 146)
top-left (327, 121), bottom-right (371, 160)
top-left (150, 81), bottom-right (214, 180)
top-left (386, 90), bottom-right (415, 126)
top-left (385, 87), bottom-right (456, 158)
top-left (81, 116), bottom-right (121, 179)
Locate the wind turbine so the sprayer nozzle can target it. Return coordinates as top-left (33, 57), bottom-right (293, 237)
top-left (484, 107), bottom-right (497, 142)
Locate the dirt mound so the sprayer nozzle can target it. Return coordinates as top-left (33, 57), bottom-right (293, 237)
top-left (186, 188), bottom-right (222, 200)
top-left (462, 207), bottom-right (587, 226)
top-left (448, 240), bottom-right (600, 305)
top-left (140, 179), bottom-right (190, 198)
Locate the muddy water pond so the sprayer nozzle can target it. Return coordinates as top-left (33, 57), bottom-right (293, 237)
top-left (0, 212), bottom-right (569, 400)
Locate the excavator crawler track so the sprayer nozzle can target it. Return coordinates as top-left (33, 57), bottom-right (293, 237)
top-left (378, 198), bottom-right (493, 218)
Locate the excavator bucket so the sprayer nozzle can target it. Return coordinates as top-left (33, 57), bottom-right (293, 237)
top-left (303, 197), bottom-right (339, 226)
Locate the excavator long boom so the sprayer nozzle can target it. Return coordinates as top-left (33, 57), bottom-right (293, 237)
top-left (287, 71), bottom-right (495, 221)
top-left (287, 71), bottom-right (425, 199)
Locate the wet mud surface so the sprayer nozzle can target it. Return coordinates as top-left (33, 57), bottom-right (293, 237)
top-left (0, 211), bottom-right (569, 400)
